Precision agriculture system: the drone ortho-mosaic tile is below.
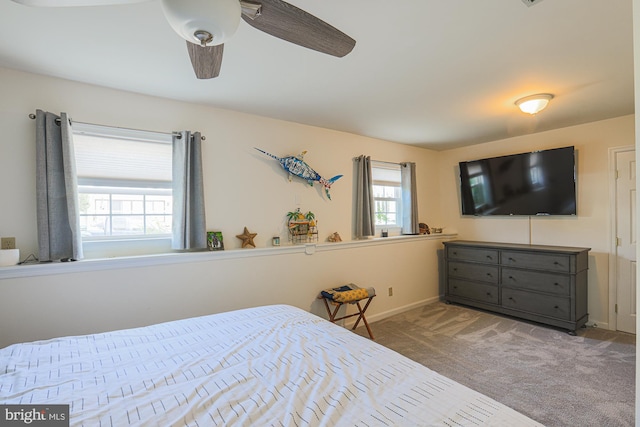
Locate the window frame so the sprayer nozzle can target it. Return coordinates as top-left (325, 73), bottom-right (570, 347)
top-left (72, 122), bottom-right (174, 243)
top-left (371, 161), bottom-right (403, 233)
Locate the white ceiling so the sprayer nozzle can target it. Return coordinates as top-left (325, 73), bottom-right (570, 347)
top-left (0, 0), bottom-right (634, 150)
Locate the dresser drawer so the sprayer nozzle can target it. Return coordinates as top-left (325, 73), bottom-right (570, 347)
top-left (502, 268), bottom-right (571, 296)
top-left (502, 251), bottom-right (571, 273)
top-left (447, 246), bottom-right (499, 264)
top-left (448, 279), bottom-right (499, 304)
top-left (502, 288), bottom-right (571, 320)
top-left (448, 261), bottom-right (499, 284)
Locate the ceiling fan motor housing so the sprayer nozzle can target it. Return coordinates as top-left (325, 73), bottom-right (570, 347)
top-left (160, 0), bottom-right (241, 46)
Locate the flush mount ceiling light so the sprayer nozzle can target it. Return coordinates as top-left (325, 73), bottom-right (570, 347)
top-left (515, 93), bottom-right (554, 115)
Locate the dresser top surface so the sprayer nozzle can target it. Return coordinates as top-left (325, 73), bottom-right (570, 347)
top-left (443, 240), bottom-right (591, 254)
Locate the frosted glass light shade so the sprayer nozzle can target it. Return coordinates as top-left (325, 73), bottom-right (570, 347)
top-left (515, 94), bottom-right (554, 115)
top-left (161, 0), bottom-right (241, 46)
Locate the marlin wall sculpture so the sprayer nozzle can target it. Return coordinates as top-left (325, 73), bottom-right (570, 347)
top-left (255, 148), bottom-right (343, 200)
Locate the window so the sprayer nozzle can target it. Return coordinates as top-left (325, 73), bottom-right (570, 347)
top-left (371, 161), bottom-right (402, 228)
top-left (72, 123), bottom-right (173, 240)
top-left (465, 163), bottom-right (490, 211)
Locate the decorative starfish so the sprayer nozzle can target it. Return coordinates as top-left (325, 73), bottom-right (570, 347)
top-left (236, 227), bottom-right (257, 248)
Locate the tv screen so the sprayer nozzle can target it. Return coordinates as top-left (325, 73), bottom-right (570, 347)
top-left (459, 146), bottom-right (576, 216)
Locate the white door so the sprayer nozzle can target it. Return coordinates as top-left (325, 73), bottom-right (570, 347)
top-left (615, 149), bottom-right (636, 334)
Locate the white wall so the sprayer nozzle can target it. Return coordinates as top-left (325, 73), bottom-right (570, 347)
top-left (0, 66), bottom-right (634, 349)
top-left (0, 237), bottom-right (447, 348)
top-left (0, 67), bottom-right (443, 257)
top-left (0, 67), bottom-right (445, 348)
top-left (436, 115), bottom-right (635, 328)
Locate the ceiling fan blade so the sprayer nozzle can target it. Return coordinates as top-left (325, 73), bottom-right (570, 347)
top-left (186, 42), bottom-right (224, 79)
top-left (11, 0), bottom-right (149, 6)
top-left (241, 0), bottom-right (355, 58)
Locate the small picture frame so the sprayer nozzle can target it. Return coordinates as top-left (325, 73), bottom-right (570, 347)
top-left (207, 231), bottom-right (224, 251)
top-left (272, 236), bottom-right (281, 246)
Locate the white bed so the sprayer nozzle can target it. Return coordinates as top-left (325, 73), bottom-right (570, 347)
top-left (0, 304), bottom-right (542, 426)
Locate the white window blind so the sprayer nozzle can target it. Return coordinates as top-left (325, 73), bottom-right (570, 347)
top-left (73, 122), bottom-right (172, 188)
top-left (372, 162), bottom-right (402, 185)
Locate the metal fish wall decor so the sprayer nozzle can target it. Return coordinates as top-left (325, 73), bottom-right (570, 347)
top-left (255, 148), bottom-right (342, 200)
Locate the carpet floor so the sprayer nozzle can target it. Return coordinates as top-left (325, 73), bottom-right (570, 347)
top-left (355, 301), bottom-right (635, 427)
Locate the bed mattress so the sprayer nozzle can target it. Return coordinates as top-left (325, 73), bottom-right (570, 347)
top-left (0, 304), bottom-right (543, 426)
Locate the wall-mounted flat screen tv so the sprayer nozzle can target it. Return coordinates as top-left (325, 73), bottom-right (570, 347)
top-left (459, 146), bottom-right (577, 216)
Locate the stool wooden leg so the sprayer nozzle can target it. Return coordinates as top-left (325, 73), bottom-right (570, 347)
top-left (351, 301), bottom-right (365, 329)
top-left (352, 297), bottom-right (374, 340)
top-left (321, 295), bottom-right (375, 340)
top-left (323, 297), bottom-right (343, 323)
top-left (330, 302), bottom-right (343, 322)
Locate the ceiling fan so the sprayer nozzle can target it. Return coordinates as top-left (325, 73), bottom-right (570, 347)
top-left (11, 0), bottom-right (356, 79)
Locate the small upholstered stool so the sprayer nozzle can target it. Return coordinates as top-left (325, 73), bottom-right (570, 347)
top-left (319, 284), bottom-right (376, 339)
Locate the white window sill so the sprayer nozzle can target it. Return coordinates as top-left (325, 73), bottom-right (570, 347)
top-left (0, 233), bottom-right (457, 280)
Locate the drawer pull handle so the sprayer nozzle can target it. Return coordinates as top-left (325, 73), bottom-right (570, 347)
top-left (554, 305), bottom-right (559, 309)
top-left (554, 261), bottom-right (560, 265)
top-left (453, 251), bottom-right (458, 255)
top-left (554, 282), bottom-right (560, 286)
top-left (508, 257), bottom-right (515, 262)
top-left (486, 292), bottom-right (492, 296)
top-left (486, 255), bottom-right (493, 259)
top-left (508, 276), bottom-right (514, 280)
top-left (508, 297), bottom-right (514, 300)
top-left (486, 273), bottom-right (492, 277)
top-left (453, 268), bottom-right (457, 272)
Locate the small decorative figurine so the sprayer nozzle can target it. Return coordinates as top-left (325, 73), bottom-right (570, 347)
top-left (236, 227), bottom-right (257, 248)
top-left (255, 148), bottom-right (342, 200)
top-left (328, 232), bottom-right (342, 242)
top-left (419, 223), bottom-right (430, 235)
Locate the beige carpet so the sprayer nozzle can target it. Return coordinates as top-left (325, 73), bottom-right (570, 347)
top-left (355, 301), bottom-right (635, 427)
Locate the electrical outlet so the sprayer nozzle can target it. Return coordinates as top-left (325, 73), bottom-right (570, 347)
top-left (1, 237), bottom-right (16, 250)
top-left (388, 287), bottom-right (393, 297)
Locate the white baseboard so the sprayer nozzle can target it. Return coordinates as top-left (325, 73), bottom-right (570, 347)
top-left (586, 319), bottom-right (610, 330)
top-left (344, 296), bottom-right (440, 328)
top-left (343, 298), bottom-right (614, 333)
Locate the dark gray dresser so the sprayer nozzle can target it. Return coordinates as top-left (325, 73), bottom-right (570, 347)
top-left (443, 240), bottom-right (590, 334)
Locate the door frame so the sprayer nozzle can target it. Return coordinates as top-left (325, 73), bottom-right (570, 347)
top-left (608, 145), bottom-right (636, 331)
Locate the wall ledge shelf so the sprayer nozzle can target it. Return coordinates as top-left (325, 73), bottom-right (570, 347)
top-left (0, 233), bottom-right (456, 280)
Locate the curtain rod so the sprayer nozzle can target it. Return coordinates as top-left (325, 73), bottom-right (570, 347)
top-left (28, 113), bottom-right (60, 125)
top-left (28, 113), bottom-right (206, 140)
top-left (172, 131), bottom-right (207, 141)
top-left (373, 159), bottom-right (401, 165)
top-left (353, 157), bottom-right (402, 166)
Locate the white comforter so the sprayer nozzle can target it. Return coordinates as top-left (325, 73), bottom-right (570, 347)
top-left (0, 304), bottom-right (543, 426)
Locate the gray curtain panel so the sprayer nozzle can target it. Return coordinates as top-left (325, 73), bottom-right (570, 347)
top-left (354, 155), bottom-right (375, 238)
top-left (35, 110), bottom-right (83, 261)
top-left (401, 162), bottom-right (419, 234)
top-left (172, 131), bottom-right (207, 250)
